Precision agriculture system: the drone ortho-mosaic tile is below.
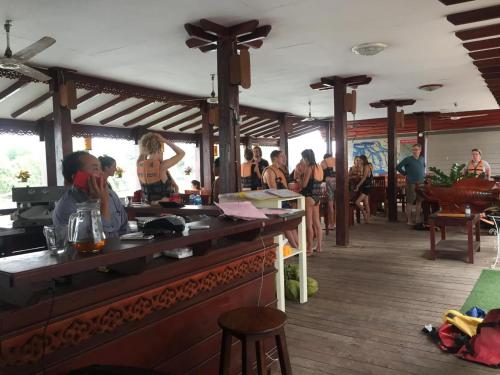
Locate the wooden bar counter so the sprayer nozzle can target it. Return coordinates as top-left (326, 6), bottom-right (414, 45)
top-left (0, 213), bottom-right (302, 374)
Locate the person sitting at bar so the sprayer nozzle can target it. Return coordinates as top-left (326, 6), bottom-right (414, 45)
top-left (252, 146), bottom-right (269, 189)
top-left (136, 133), bottom-right (185, 203)
top-left (465, 148), bottom-right (491, 179)
top-left (212, 157), bottom-right (221, 203)
top-left (53, 151), bottom-right (129, 238)
top-left (321, 153), bottom-right (336, 230)
top-left (262, 150), bottom-right (299, 248)
top-left (241, 148), bottom-right (260, 190)
top-left (397, 143), bottom-right (425, 228)
top-left (191, 180), bottom-right (201, 191)
top-left (99, 155), bottom-right (117, 186)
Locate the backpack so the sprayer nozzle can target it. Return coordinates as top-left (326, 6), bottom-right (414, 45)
top-left (458, 309), bottom-right (500, 367)
top-left (444, 309), bottom-right (483, 337)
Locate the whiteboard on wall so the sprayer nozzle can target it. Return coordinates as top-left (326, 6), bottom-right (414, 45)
top-left (427, 130), bottom-right (500, 176)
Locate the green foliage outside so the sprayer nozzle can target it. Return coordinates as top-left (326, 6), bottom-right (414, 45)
top-left (428, 163), bottom-right (474, 187)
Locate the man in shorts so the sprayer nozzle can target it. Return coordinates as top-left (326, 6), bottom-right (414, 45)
top-left (397, 144), bottom-right (425, 229)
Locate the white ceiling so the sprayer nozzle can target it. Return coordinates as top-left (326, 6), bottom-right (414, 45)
top-left (0, 0), bottom-right (499, 122)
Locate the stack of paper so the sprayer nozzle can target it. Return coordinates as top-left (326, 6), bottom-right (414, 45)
top-left (215, 201), bottom-right (268, 220)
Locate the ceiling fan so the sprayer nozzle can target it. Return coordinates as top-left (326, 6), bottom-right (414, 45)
top-left (300, 100), bottom-right (331, 122)
top-left (206, 73), bottom-right (218, 104)
top-left (0, 20), bottom-right (55, 81)
top-left (439, 102), bottom-right (488, 121)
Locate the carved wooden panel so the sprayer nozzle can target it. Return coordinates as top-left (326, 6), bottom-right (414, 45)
top-left (0, 248), bottom-right (275, 367)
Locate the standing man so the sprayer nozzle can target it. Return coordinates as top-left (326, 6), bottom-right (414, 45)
top-left (397, 144), bottom-right (425, 229)
top-left (465, 148), bottom-right (491, 180)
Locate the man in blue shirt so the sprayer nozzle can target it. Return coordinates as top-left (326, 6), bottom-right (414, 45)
top-left (53, 151), bottom-right (129, 239)
top-left (396, 144), bottom-right (425, 228)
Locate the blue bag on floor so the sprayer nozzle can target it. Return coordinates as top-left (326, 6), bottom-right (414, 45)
top-left (466, 306), bottom-right (486, 319)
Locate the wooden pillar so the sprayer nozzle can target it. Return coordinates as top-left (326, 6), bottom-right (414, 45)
top-left (200, 103), bottom-right (214, 190)
top-left (415, 113), bottom-right (430, 157)
top-left (47, 69), bottom-right (73, 186)
top-left (279, 114), bottom-right (289, 168)
top-left (333, 78), bottom-right (349, 246)
top-left (326, 120), bottom-right (333, 155)
top-left (310, 75), bottom-right (372, 246)
top-left (387, 102), bottom-right (398, 222)
top-left (217, 36), bottom-right (239, 194)
top-left (370, 99), bottom-right (415, 222)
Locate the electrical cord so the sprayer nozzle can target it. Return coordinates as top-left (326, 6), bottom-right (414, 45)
top-left (41, 279), bottom-right (56, 375)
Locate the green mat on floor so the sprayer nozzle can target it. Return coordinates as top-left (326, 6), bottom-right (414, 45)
top-left (461, 270), bottom-right (500, 313)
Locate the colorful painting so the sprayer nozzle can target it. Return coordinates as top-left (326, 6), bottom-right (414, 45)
top-left (352, 140), bottom-right (388, 175)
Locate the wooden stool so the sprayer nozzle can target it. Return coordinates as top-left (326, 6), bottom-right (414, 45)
top-left (218, 306), bottom-right (292, 375)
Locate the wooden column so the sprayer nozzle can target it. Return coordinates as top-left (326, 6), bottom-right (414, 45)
top-left (333, 78), bottom-right (349, 246)
top-left (326, 120), bottom-right (333, 155)
top-left (279, 114), bottom-right (289, 167)
top-left (414, 112), bottom-right (431, 157)
top-left (47, 69), bottom-right (73, 186)
top-left (311, 75), bottom-right (372, 246)
top-left (217, 36), bottom-right (239, 193)
top-left (200, 103), bottom-right (214, 189)
top-left (387, 102), bottom-right (398, 222)
top-left (185, 19), bottom-right (271, 193)
top-left (370, 99), bottom-right (416, 222)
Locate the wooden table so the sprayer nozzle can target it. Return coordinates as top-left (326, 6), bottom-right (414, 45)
top-left (428, 213), bottom-right (481, 263)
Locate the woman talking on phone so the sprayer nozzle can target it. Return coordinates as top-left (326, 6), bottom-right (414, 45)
top-left (137, 133), bottom-right (185, 203)
top-left (52, 151), bottom-right (129, 238)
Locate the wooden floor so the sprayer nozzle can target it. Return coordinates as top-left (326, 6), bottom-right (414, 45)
top-left (283, 214), bottom-right (499, 375)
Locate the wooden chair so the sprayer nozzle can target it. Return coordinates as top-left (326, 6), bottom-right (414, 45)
top-left (397, 174), bottom-right (407, 213)
top-left (369, 176), bottom-right (387, 216)
top-left (218, 306), bottom-right (292, 375)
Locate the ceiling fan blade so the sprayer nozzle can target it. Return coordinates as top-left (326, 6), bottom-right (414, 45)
top-left (186, 37), bottom-right (215, 48)
top-left (239, 40), bottom-right (263, 49)
top-left (16, 63), bottom-right (52, 81)
top-left (13, 37), bottom-right (56, 61)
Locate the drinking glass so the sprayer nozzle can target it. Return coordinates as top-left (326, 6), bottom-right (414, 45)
top-left (43, 225), bottom-right (67, 255)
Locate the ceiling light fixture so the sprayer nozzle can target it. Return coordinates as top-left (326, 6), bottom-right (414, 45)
top-left (351, 42), bottom-right (388, 56)
top-left (418, 84), bottom-right (443, 92)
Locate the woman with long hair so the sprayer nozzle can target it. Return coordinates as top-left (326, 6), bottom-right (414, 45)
top-left (136, 133), bottom-right (184, 203)
top-left (298, 149), bottom-right (324, 255)
top-left (354, 154), bottom-right (373, 223)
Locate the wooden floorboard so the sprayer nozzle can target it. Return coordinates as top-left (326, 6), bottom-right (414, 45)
top-left (283, 214), bottom-right (499, 375)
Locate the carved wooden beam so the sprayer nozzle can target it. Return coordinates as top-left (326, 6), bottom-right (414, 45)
top-left (74, 96), bottom-right (127, 123)
top-left (11, 91), bottom-right (51, 118)
top-left (179, 120), bottom-right (203, 132)
top-left (456, 23), bottom-right (500, 41)
top-left (311, 75), bottom-right (372, 91)
top-left (240, 120), bottom-right (275, 135)
top-left (123, 103), bottom-right (174, 127)
top-left (0, 79), bottom-right (29, 102)
top-left (100, 99), bottom-right (154, 125)
top-left (162, 112), bottom-right (201, 130)
top-left (143, 106), bottom-right (190, 128)
top-left (464, 37), bottom-right (500, 52)
top-left (446, 4), bottom-right (500, 26)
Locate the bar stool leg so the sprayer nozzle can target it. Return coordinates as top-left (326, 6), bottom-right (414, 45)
top-left (275, 328), bottom-right (293, 375)
top-left (255, 340), bottom-right (266, 375)
top-left (241, 337), bottom-right (252, 375)
top-left (219, 330), bottom-right (232, 375)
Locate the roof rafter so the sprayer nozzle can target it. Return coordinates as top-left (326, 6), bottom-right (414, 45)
top-left (74, 96), bottom-right (128, 123)
top-left (100, 99), bottom-right (154, 125)
top-left (11, 91), bottom-right (51, 118)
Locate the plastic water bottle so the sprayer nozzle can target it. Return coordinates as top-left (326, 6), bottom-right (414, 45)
top-left (465, 204), bottom-right (471, 218)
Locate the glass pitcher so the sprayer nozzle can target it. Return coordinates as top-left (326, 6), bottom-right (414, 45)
top-left (68, 200), bottom-right (106, 253)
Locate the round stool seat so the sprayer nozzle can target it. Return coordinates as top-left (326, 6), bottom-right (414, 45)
top-left (218, 306), bottom-right (286, 336)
